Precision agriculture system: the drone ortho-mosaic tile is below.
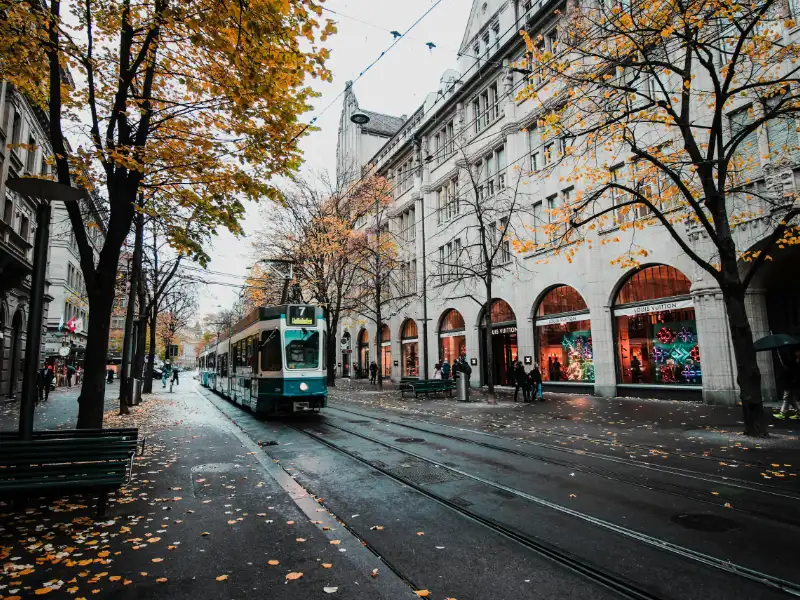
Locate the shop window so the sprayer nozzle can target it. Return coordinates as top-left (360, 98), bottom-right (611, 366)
top-left (260, 330), bottom-right (281, 371)
top-left (534, 286), bottom-right (593, 382)
top-left (487, 298), bottom-right (515, 324)
top-left (401, 319), bottom-right (419, 377)
top-left (613, 265), bottom-right (699, 386)
top-left (439, 309), bottom-right (466, 366)
top-left (401, 319), bottom-right (418, 339)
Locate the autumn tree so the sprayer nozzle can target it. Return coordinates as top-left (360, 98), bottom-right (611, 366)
top-left (430, 141), bottom-right (530, 403)
top-left (252, 171), bottom-right (372, 385)
top-left (0, 0), bottom-right (335, 427)
top-left (347, 175), bottom-right (413, 390)
top-left (515, 0), bottom-right (800, 434)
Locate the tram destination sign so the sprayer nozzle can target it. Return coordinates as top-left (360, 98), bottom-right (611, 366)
top-left (288, 305), bottom-right (317, 326)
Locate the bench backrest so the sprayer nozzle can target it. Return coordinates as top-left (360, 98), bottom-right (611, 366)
top-left (0, 437), bottom-right (137, 469)
top-left (0, 427), bottom-right (140, 441)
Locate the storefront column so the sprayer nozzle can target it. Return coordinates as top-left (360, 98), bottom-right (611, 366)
top-left (467, 325), bottom-right (481, 388)
top-left (691, 284), bottom-right (739, 405)
top-left (391, 338), bottom-right (401, 383)
top-left (590, 305), bottom-right (617, 398)
top-left (744, 288), bottom-right (778, 402)
top-left (517, 318), bottom-right (535, 371)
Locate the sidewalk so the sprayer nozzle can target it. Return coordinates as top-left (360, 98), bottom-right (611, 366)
top-left (0, 383), bottom-right (411, 599)
top-left (330, 379), bottom-right (800, 451)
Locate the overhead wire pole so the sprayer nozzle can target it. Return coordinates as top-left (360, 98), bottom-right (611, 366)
top-left (414, 137), bottom-right (430, 380)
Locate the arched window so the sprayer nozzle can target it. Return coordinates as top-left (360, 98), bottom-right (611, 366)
top-left (357, 329), bottom-right (369, 377)
top-left (534, 286), bottom-right (593, 383)
top-left (11, 111), bottom-right (21, 146)
top-left (380, 324), bottom-right (390, 341)
top-left (613, 265), bottom-right (699, 387)
top-left (19, 216), bottom-right (29, 242)
top-left (438, 309), bottom-right (466, 365)
top-left (479, 299), bottom-right (517, 386)
top-left (380, 325), bottom-right (391, 378)
top-left (400, 319), bottom-right (419, 378)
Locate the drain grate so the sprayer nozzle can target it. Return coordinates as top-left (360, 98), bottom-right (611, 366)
top-left (387, 461), bottom-right (466, 485)
top-left (671, 513), bottom-right (741, 532)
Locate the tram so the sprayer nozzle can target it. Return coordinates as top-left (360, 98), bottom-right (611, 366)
top-left (198, 304), bottom-right (327, 415)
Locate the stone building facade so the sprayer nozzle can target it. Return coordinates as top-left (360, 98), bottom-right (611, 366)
top-left (335, 0), bottom-right (800, 405)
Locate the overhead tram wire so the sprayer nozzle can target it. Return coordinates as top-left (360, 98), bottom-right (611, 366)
top-left (284, 0), bottom-right (449, 149)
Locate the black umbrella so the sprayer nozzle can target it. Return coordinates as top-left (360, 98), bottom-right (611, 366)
top-left (754, 334), bottom-right (800, 352)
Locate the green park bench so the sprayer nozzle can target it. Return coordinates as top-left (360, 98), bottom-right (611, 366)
top-left (0, 427), bottom-right (146, 455)
top-left (400, 379), bottom-right (457, 398)
top-left (0, 431), bottom-right (141, 517)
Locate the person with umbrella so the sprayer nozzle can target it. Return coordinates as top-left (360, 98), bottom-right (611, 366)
top-left (776, 348), bottom-right (800, 420)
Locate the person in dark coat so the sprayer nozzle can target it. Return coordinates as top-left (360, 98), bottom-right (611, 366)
top-left (529, 364), bottom-right (543, 402)
top-left (513, 361), bottom-right (527, 402)
top-left (369, 361), bottom-right (378, 384)
top-left (441, 360), bottom-right (451, 380)
top-left (37, 366), bottom-right (54, 403)
top-left (172, 368), bottom-right (180, 385)
top-left (552, 358), bottom-right (562, 381)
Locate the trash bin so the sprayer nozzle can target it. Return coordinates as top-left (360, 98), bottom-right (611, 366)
top-left (457, 373), bottom-right (470, 402)
top-left (132, 378), bottom-right (141, 405)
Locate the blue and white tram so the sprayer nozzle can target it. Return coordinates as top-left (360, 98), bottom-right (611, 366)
top-left (198, 304), bottom-right (327, 415)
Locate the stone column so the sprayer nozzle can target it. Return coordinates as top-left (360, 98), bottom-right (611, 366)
top-left (516, 314), bottom-right (535, 370)
top-left (467, 325), bottom-right (481, 388)
top-left (691, 284), bottom-right (739, 405)
top-left (744, 288), bottom-right (778, 402)
top-left (590, 304), bottom-right (617, 398)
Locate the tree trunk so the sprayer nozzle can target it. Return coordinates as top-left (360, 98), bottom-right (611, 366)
top-left (143, 308), bottom-right (157, 394)
top-left (133, 243), bottom-right (147, 403)
top-left (76, 281), bottom-right (116, 428)
top-left (722, 288), bottom-right (768, 436)
top-left (484, 277), bottom-right (496, 404)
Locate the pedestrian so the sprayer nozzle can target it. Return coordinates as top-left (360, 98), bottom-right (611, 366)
top-left (552, 357), bottom-right (562, 382)
top-left (441, 359), bottom-right (451, 380)
top-left (529, 363), bottom-right (543, 402)
top-left (433, 362), bottom-right (442, 379)
top-left (630, 354), bottom-right (642, 383)
top-left (106, 365), bottom-right (114, 383)
top-left (66, 363), bottom-right (76, 387)
top-left (75, 366), bottom-right (83, 385)
top-left (172, 368), bottom-right (180, 386)
top-left (369, 361), bottom-right (378, 384)
top-left (162, 363), bottom-right (171, 388)
top-left (513, 361), bottom-right (527, 402)
top-left (36, 365), bottom-right (47, 403)
top-left (776, 349), bottom-right (800, 420)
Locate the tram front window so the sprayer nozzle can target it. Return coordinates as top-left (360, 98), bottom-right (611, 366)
top-left (285, 329), bottom-right (320, 369)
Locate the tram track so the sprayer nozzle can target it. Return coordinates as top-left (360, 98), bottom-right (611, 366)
top-left (326, 405), bottom-right (800, 521)
top-left (289, 418), bottom-right (800, 599)
top-left (329, 402), bottom-right (798, 495)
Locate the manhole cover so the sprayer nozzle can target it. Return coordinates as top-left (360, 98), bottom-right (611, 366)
top-left (670, 513), bottom-right (741, 532)
top-left (395, 437), bottom-right (425, 443)
top-left (387, 461), bottom-right (465, 485)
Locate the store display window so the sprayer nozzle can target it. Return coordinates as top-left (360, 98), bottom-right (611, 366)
top-left (534, 285), bottom-right (594, 382)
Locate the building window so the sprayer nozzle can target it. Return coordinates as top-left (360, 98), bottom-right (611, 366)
top-left (401, 319), bottom-right (419, 377)
top-left (438, 309), bottom-right (466, 366)
top-left (2, 196), bottom-right (12, 224)
top-left (435, 119), bottom-right (455, 164)
top-left (18, 216), bottom-right (29, 242)
top-left (613, 265), bottom-right (699, 386)
top-left (25, 135), bottom-right (37, 172)
top-left (478, 146), bottom-right (505, 199)
top-left (473, 82), bottom-right (499, 134)
top-left (535, 285), bottom-right (593, 382)
top-left (532, 200), bottom-right (544, 246)
top-left (11, 111), bottom-right (21, 148)
top-left (497, 218), bottom-right (511, 263)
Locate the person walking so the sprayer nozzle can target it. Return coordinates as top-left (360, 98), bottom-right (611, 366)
top-left (776, 349), bottom-right (800, 419)
top-left (162, 363), bottom-right (171, 388)
top-left (37, 365), bottom-right (47, 404)
top-left (552, 357), bottom-right (562, 381)
top-left (513, 361), bottom-right (527, 402)
top-left (441, 359), bottom-right (451, 380)
top-left (172, 368), bottom-right (180, 386)
top-left (369, 361), bottom-right (378, 385)
top-left (66, 363), bottom-right (76, 387)
top-left (106, 365), bottom-right (114, 384)
top-left (433, 362), bottom-right (442, 379)
top-left (529, 363), bottom-right (543, 402)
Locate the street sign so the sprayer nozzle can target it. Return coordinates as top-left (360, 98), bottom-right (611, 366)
top-left (524, 355), bottom-right (532, 364)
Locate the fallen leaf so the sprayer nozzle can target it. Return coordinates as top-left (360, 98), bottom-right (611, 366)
top-left (569, 494), bottom-right (577, 498)
top-left (321, 563), bottom-right (332, 569)
top-left (227, 520), bottom-right (237, 525)
top-left (416, 531), bottom-right (424, 536)
top-left (151, 558), bottom-right (163, 563)
top-left (296, 538), bottom-right (306, 543)
top-left (215, 575), bottom-right (229, 582)
top-left (109, 576), bottom-right (121, 582)
top-left (268, 560), bottom-right (280, 566)
top-left (286, 572), bottom-right (304, 581)
top-left (724, 502), bottom-right (733, 508)
top-left (323, 587), bottom-right (338, 594)
top-left (711, 492), bottom-right (719, 496)
top-left (200, 532), bottom-right (210, 537)
top-left (370, 525), bottom-right (384, 531)
top-left (415, 591), bottom-right (430, 597)
top-left (156, 578), bottom-right (167, 583)
top-left (287, 520), bottom-right (295, 525)
top-left (371, 568), bottom-right (379, 578)
top-left (34, 589), bottom-right (54, 596)
top-left (330, 540), bottom-right (341, 545)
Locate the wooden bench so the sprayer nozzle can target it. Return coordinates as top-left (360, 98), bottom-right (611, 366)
top-left (0, 433), bottom-right (140, 516)
top-left (401, 379), bottom-right (456, 398)
top-left (0, 428), bottom-right (146, 456)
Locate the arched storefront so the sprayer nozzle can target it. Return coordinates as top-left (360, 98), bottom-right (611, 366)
top-left (400, 319), bottom-right (419, 378)
top-left (357, 329), bottom-right (369, 378)
top-left (613, 265), bottom-right (701, 389)
top-left (340, 331), bottom-right (352, 377)
top-left (534, 285), bottom-right (594, 384)
top-left (438, 309), bottom-right (466, 365)
top-left (479, 299), bottom-right (517, 386)
top-left (380, 324), bottom-right (391, 378)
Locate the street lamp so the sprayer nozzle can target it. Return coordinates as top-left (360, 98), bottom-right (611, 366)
top-left (6, 177), bottom-right (87, 440)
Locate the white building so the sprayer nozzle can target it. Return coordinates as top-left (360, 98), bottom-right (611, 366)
top-left (335, 0), bottom-right (799, 405)
top-left (0, 82), bottom-right (52, 399)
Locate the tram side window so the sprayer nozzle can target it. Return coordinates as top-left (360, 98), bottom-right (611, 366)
top-left (322, 331), bottom-right (327, 369)
top-left (249, 335), bottom-right (258, 370)
top-left (261, 330), bottom-right (281, 372)
top-left (285, 329), bottom-right (320, 370)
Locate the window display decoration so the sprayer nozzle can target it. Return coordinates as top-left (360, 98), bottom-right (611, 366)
top-left (656, 326), bottom-right (676, 344)
top-left (681, 361), bottom-right (701, 382)
top-left (560, 333), bottom-right (595, 381)
top-left (677, 327), bottom-right (695, 344)
top-left (690, 345), bottom-right (701, 362)
top-left (650, 323), bottom-right (701, 383)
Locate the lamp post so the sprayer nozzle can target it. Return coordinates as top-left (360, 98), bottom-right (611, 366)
top-left (6, 177), bottom-right (87, 440)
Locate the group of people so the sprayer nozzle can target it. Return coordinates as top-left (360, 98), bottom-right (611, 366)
top-left (432, 357), bottom-right (472, 380)
top-left (36, 363), bottom-right (82, 402)
top-left (162, 363), bottom-right (180, 388)
top-left (512, 361), bottom-right (544, 403)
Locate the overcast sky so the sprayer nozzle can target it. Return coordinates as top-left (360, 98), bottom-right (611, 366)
top-left (196, 0), bottom-right (473, 321)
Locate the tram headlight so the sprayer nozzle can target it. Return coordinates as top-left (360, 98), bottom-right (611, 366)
top-left (299, 382), bottom-right (309, 392)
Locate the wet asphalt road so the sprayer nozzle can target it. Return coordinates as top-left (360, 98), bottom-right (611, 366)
top-left (195, 385), bottom-right (800, 600)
